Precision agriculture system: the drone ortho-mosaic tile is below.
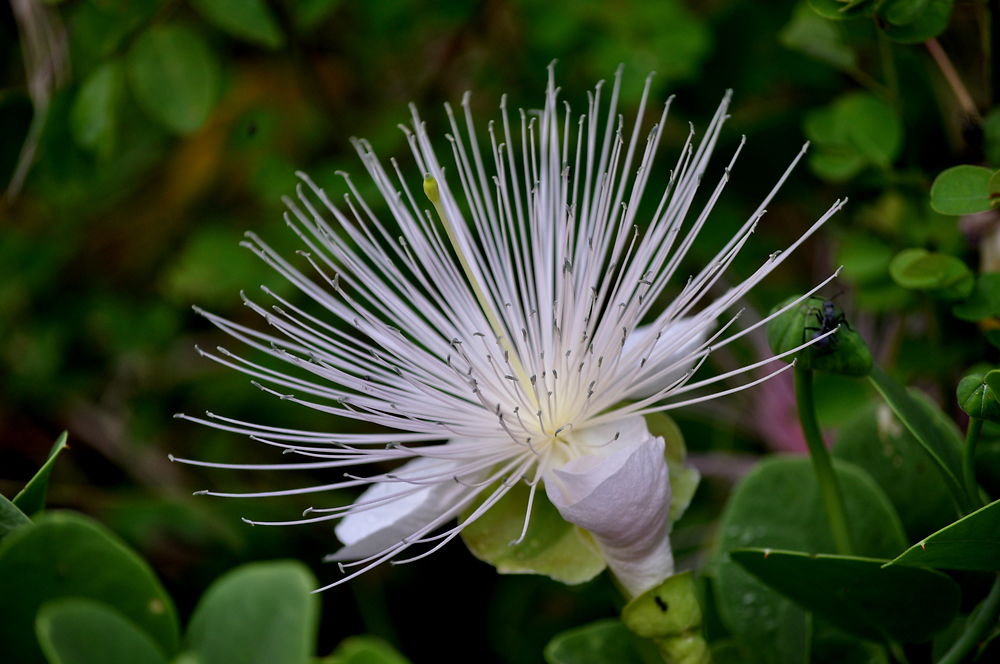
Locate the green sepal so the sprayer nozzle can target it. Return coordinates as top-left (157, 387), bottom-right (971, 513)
top-left (645, 413), bottom-right (700, 523)
top-left (767, 296), bottom-right (873, 376)
top-left (957, 370), bottom-right (1000, 423)
top-left (622, 572), bottom-right (709, 664)
top-left (459, 480), bottom-right (606, 584)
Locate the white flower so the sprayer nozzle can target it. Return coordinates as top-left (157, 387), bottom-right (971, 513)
top-left (173, 66), bottom-right (842, 596)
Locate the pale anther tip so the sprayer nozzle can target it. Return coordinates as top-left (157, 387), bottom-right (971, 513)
top-left (193, 490), bottom-right (209, 496)
top-left (167, 454), bottom-right (176, 462)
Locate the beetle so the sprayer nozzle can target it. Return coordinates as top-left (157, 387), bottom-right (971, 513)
top-left (802, 298), bottom-right (848, 354)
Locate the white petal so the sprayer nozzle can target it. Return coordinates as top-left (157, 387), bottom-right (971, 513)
top-left (331, 455), bottom-right (469, 561)
top-left (544, 417), bottom-right (673, 596)
top-left (623, 318), bottom-right (711, 399)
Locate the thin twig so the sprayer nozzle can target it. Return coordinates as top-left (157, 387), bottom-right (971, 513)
top-left (925, 37), bottom-right (982, 123)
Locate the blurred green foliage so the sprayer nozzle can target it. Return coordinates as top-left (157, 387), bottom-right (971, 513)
top-left (3, 0), bottom-right (1000, 661)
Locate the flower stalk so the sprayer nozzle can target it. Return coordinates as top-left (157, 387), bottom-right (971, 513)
top-left (793, 365), bottom-right (853, 555)
top-left (963, 417), bottom-right (983, 510)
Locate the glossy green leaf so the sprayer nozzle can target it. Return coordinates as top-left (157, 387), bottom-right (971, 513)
top-left (0, 511), bottom-right (178, 663)
top-left (833, 400), bottom-right (957, 541)
top-left (889, 248), bottom-right (974, 300)
top-left (13, 431), bottom-right (68, 516)
top-left (126, 24), bottom-right (221, 134)
top-left (731, 549), bottom-right (960, 643)
top-left (868, 367), bottom-right (967, 511)
top-left (715, 457), bottom-right (907, 664)
top-left (190, 0), bottom-right (284, 49)
top-left (888, 499), bottom-right (1000, 570)
top-left (780, 4), bottom-right (856, 71)
top-left (460, 480), bottom-right (605, 585)
top-left (879, 0), bottom-right (954, 43)
top-left (185, 561), bottom-right (318, 664)
top-left (544, 619), bottom-right (657, 664)
top-left (69, 62), bottom-right (124, 158)
top-left (0, 495), bottom-right (30, 541)
top-left (36, 598), bottom-right (168, 664)
top-left (930, 165), bottom-right (995, 215)
top-left (321, 635), bottom-right (410, 664)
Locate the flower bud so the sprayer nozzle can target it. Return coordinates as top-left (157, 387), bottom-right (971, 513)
top-left (956, 369), bottom-right (1000, 423)
top-left (766, 295), bottom-right (873, 376)
top-left (621, 571), bottom-right (710, 664)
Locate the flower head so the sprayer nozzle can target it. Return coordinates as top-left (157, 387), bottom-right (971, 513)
top-left (174, 66), bottom-right (841, 595)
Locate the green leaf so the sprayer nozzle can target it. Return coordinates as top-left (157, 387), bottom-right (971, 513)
top-left (731, 549), bottom-right (960, 643)
top-left (879, 0), bottom-right (954, 43)
top-left (190, 0), bottom-right (284, 49)
top-left (930, 165), bottom-right (995, 215)
top-left (952, 273), bottom-right (1000, 321)
top-left (807, 0), bottom-right (876, 20)
top-left (880, 0), bottom-right (930, 25)
top-left (888, 499), bottom-right (1000, 571)
top-left (13, 431), bottom-right (68, 516)
top-left (544, 619), bottom-right (657, 664)
top-left (0, 495), bottom-right (30, 541)
top-left (804, 93), bottom-right (901, 179)
top-left (990, 169), bottom-right (1000, 200)
top-left (809, 150), bottom-right (867, 181)
top-left (36, 598), bottom-right (168, 664)
top-left (838, 93), bottom-right (902, 167)
top-left (126, 24), bottom-right (221, 134)
top-left (185, 561), bottom-right (319, 664)
top-left (868, 367), bottom-right (968, 511)
top-left (714, 457), bottom-right (907, 664)
top-left (780, 3), bottom-right (856, 71)
top-left (833, 400), bottom-right (957, 541)
top-left (0, 511), bottom-right (178, 663)
top-left (321, 636), bottom-right (411, 664)
top-left (460, 480), bottom-right (606, 585)
top-left (889, 248), bottom-right (974, 300)
top-left (69, 62), bottom-right (125, 158)
top-left (293, 0), bottom-right (342, 32)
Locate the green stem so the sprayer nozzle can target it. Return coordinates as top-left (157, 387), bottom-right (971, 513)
top-left (937, 574), bottom-right (1000, 664)
top-left (964, 418), bottom-right (984, 510)
top-left (794, 366), bottom-right (854, 555)
top-left (878, 30), bottom-right (900, 108)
